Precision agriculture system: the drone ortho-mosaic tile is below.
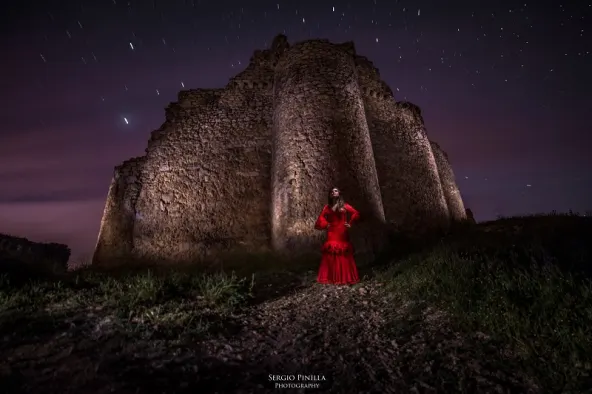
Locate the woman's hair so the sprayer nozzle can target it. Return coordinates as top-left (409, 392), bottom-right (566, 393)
top-left (327, 186), bottom-right (344, 210)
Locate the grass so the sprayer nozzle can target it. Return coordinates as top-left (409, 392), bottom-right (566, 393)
top-left (0, 269), bottom-right (255, 341)
top-left (0, 248), bottom-right (320, 346)
top-left (377, 213), bottom-right (592, 392)
top-left (2, 212), bottom-right (591, 392)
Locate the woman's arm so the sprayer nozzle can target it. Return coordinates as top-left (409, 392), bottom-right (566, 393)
top-left (344, 203), bottom-right (360, 225)
top-left (315, 205), bottom-right (330, 230)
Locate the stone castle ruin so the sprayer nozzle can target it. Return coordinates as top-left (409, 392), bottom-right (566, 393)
top-left (92, 34), bottom-right (466, 267)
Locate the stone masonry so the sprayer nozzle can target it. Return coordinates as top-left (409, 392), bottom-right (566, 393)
top-left (92, 34), bottom-right (466, 267)
top-left (430, 141), bottom-right (466, 222)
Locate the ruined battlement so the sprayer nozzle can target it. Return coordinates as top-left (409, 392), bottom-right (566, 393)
top-left (355, 55), bottom-right (395, 101)
top-left (116, 156), bottom-right (145, 170)
top-left (394, 101), bottom-right (422, 117)
top-left (355, 55), bottom-right (379, 76)
top-left (92, 34), bottom-right (466, 267)
top-left (394, 101), bottom-right (424, 125)
top-left (114, 156), bottom-right (144, 184)
top-left (177, 89), bottom-right (223, 107)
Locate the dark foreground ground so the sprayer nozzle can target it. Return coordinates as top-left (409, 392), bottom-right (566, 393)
top-left (1, 213), bottom-right (591, 393)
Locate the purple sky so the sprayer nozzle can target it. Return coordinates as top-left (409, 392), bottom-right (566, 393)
top-left (1, 0), bottom-right (590, 263)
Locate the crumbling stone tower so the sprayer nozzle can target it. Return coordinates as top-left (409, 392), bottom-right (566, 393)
top-left (92, 34), bottom-right (466, 267)
top-left (271, 37), bottom-right (386, 256)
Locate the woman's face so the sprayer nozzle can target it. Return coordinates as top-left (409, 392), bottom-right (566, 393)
top-left (331, 188), bottom-right (340, 198)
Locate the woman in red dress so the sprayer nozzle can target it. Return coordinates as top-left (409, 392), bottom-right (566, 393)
top-left (314, 187), bottom-right (360, 285)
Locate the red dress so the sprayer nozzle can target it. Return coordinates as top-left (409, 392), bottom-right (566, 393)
top-left (314, 203), bottom-right (360, 285)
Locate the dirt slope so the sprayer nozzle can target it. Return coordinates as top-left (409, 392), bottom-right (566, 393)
top-left (1, 271), bottom-right (539, 394)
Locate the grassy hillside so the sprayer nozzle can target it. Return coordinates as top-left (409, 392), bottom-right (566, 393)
top-left (0, 213), bottom-right (591, 393)
top-left (376, 213), bottom-right (592, 392)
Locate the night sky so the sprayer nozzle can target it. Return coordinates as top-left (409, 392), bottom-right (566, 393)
top-left (1, 0), bottom-right (590, 263)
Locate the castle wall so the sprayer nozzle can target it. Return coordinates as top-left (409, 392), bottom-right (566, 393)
top-left (92, 157), bottom-right (144, 266)
top-left (93, 34), bottom-right (468, 267)
top-left (271, 40), bottom-right (386, 257)
top-left (430, 141), bottom-right (467, 222)
top-left (354, 55), bottom-right (395, 103)
top-left (358, 60), bottom-right (450, 234)
top-left (128, 63), bottom-right (275, 264)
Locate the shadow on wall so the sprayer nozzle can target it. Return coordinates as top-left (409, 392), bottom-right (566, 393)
top-left (0, 233), bottom-right (70, 276)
